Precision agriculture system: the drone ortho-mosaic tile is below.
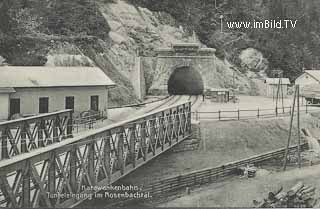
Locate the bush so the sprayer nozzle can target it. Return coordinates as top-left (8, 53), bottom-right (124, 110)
top-left (43, 0), bottom-right (110, 39)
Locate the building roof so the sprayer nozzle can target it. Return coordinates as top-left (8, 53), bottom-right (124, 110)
top-left (207, 88), bottom-right (230, 92)
top-left (0, 87), bottom-right (15, 93)
top-left (302, 70), bottom-right (320, 83)
top-left (172, 43), bottom-right (200, 48)
top-left (265, 78), bottom-right (290, 85)
top-left (0, 66), bottom-right (115, 88)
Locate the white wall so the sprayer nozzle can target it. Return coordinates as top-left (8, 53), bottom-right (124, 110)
top-left (9, 86), bottom-right (109, 117)
top-left (266, 84), bottom-right (288, 98)
top-left (0, 94), bottom-right (9, 121)
top-left (295, 73), bottom-right (320, 88)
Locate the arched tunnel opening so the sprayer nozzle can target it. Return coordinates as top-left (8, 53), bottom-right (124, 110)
top-left (168, 66), bottom-right (204, 95)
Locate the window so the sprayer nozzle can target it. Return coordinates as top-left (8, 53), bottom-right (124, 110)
top-left (39, 97), bottom-right (49, 114)
top-left (90, 96), bottom-right (99, 111)
top-left (65, 96), bottom-right (75, 110)
top-left (9, 98), bottom-right (20, 116)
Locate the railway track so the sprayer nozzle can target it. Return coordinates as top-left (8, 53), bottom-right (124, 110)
top-left (190, 95), bottom-right (200, 106)
top-left (139, 95), bottom-right (201, 114)
top-left (146, 95), bottom-right (185, 113)
top-left (147, 95), bottom-right (201, 113)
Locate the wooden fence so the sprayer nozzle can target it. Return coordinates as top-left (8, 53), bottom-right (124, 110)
top-left (142, 143), bottom-right (308, 197)
top-left (192, 105), bottom-right (312, 121)
top-left (107, 143), bottom-right (308, 208)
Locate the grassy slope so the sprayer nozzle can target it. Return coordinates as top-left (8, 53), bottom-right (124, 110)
top-left (118, 116), bottom-right (319, 186)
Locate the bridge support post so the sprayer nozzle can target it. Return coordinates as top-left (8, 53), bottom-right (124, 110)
top-left (149, 118), bottom-right (156, 155)
top-left (67, 111), bottom-right (73, 138)
top-left (103, 133), bottom-right (111, 183)
top-left (118, 130), bottom-right (124, 174)
top-left (38, 120), bottom-right (45, 148)
top-left (88, 141), bottom-right (96, 185)
top-left (48, 153), bottom-right (56, 205)
top-left (140, 122), bottom-right (147, 161)
top-left (174, 108), bottom-right (179, 142)
top-left (159, 112), bottom-right (165, 151)
top-left (182, 104), bottom-right (187, 136)
top-left (168, 110), bottom-right (172, 145)
top-left (21, 123), bottom-right (28, 153)
top-left (22, 162), bottom-right (31, 207)
top-left (53, 117), bottom-right (59, 143)
top-left (69, 146), bottom-right (77, 193)
top-left (129, 126), bottom-right (136, 167)
top-left (1, 128), bottom-right (8, 159)
top-left (188, 105), bottom-right (192, 134)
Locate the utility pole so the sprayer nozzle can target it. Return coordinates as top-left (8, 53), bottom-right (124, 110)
top-left (297, 85), bottom-right (301, 168)
top-left (272, 70), bottom-right (284, 114)
top-left (283, 85), bottom-right (297, 171)
top-left (283, 85), bottom-right (302, 170)
top-left (219, 15), bottom-right (224, 33)
top-left (233, 70), bottom-right (235, 88)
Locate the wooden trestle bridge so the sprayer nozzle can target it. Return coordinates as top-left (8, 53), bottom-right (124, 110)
top-left (0, 101), bottom-right (191, 208)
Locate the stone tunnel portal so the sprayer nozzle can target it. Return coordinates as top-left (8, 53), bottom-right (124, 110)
top-left (168, 66), bottom-right (204, 95)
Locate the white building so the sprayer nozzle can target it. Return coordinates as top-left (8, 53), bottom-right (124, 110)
top-left (0, 66), bottom-right (115, 121)
top-left (264, 78), bottom-right (290, 97)
top-left (295, 70), bottom-right (320, 88)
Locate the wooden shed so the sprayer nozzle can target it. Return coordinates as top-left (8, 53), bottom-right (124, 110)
top-left (264, 78), bottom-right (290, 98)
top-left (205, 88), bottom-right (230, 103)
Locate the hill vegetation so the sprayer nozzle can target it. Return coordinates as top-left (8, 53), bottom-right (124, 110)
top-left (128, 0), bottom-right (320, 81)
top-left (1, 0), bottom-right (318, 104)
top-left (0, 0), bottom-right (139, 105)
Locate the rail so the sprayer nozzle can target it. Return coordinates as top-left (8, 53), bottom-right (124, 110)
top-left (108, 96), bottom-right (171, 109)
top-left (72, 110), bottom-right (105, 132)
top-left (0, 109), bottom-right (73, 160)
top-left (0, 101), bottom-right (192, 208)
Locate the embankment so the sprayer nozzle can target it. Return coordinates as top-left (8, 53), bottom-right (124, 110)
top-left (118, 115), bottom-right (320, 186)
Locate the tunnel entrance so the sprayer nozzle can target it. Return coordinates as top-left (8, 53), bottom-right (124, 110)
top-left (168, 66), bottom-right (204, 95)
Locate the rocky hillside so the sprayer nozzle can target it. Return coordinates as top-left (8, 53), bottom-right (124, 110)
top-left (0, 0), bottom-right (283, 106)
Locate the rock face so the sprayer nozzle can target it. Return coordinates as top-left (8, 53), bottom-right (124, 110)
top-left (239, 48), bottom-right (268, 72)
top-left (98, 0), bottom-right (196, 96)
top-left (0, 56), bottom-right (6, 66)
top-left (45, 42), bottom-right (94, 67)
